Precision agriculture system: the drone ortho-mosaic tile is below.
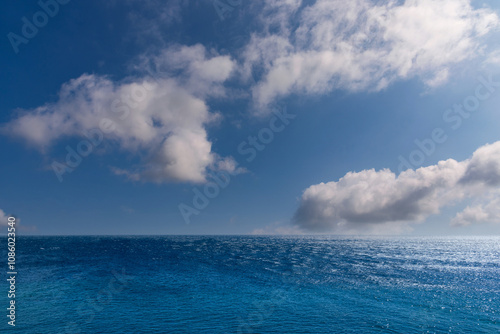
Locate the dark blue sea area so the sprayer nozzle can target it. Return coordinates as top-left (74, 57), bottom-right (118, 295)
top-left (1, 236), bottom-right (500, 333)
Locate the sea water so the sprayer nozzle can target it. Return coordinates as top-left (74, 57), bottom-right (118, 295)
top-left (2, 236), bottom-right (500, 333)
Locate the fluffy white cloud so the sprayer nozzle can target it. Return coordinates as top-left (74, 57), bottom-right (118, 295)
top-left (2, 45), bottom-right (238, 183)
top-left (244, 0), bottom-right (499, 109)
top-left (451, 196), bottom-right (500, 226)
top-left (294, 141), bottom-right (500, 233)
top-left (461, 140), bottom-right (500, 186)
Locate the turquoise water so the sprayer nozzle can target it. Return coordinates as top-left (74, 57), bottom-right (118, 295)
top-left (1, 236), bottom-right (500, 333)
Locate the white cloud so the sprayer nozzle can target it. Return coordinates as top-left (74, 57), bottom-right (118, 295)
top-left (425, 69), bottom-right (450, 88)
top-left (461, 140), bottom-right (500, 186)
top-left (244, 0), bottom-right (499, 110)
top-left (485, 50), bottom-right (500, 65)
top-left (294, 141), bottom-right (500, 234)
top-left (451, 196), bottom-right (500, 226)
top-left (0, 210), bottom-right (9, 226)
top-left (2, 45), bottom-right (238, 183)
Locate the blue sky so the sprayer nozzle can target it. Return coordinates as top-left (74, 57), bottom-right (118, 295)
top-left (1, 0), bottom-right (500, 235)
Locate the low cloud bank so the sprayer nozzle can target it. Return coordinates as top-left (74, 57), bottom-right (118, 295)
top-left (294, 141), bottom-right (500, 234)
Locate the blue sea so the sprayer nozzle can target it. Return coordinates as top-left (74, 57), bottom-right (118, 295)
top-left (2, 236), bottom-right (500, 333)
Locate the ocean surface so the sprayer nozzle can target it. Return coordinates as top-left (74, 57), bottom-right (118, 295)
top-left (1, 236), bottom-right (500, 333)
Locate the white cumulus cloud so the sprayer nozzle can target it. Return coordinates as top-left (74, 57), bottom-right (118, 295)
top-left (294, 141), bottom-right (500, 234)
top-left (2, 45), bottom-right (238, 183)
top-left (243, 0), bottom-right (499, 110)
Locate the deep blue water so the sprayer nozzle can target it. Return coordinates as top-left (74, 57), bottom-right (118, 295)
top-left (1, 236), bottom-right (500, 333)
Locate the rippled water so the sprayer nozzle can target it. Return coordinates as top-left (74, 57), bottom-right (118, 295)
top-left (2, 236), bottom-right (500, 333)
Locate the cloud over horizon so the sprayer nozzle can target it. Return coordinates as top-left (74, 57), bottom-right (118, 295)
top-left (294, 141), bottom-right (500, 234)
